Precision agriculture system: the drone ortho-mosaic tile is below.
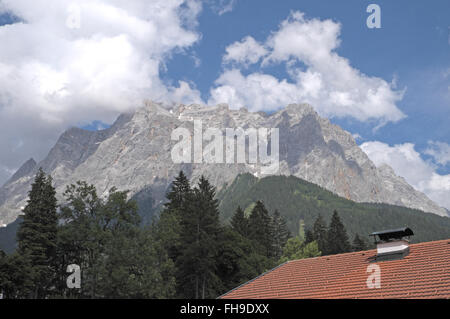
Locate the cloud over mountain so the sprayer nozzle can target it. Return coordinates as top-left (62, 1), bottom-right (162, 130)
top-left (361, 141), bottom-right (450, 210)
top-left (210, 12), bottom-right (405, 123)
top-left (0, 0), bottom-right (203, 184)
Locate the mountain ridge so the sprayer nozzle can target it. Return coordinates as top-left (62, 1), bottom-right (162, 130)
top-left (217, 173), bottom-right (450, 243)
top-left (0, 101), bottom-right (447, 225)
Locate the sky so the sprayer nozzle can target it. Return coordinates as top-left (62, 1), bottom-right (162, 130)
top-left (0, 0), bottom-right (449, 209)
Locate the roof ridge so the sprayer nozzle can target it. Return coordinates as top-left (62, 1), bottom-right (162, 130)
top-left (286, 238), bottom-right (450, 264)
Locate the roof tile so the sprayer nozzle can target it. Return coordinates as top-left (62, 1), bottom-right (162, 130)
top-left (221, 239), bottom-right (450, 299)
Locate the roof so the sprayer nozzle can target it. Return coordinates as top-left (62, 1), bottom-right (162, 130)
top-left (221, 239), bottom-right (450, 299)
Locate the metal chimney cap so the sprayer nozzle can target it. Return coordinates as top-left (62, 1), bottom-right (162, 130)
top-left (370, 227), bottom-right (414, 242)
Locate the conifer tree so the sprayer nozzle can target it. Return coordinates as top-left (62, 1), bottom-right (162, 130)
top-left (312, 214), bottom-right (328, 255)
top-left (248, 201), bottom-right (274, 258)
top-left (326, 210), bottom-right (351, 255)
top-left (0, 250), bottom-right (34, 299)
top-left (230, 206), bottom-right (249, 237)
top-left (352, 233), bottom-right (368, 252)
top-left (304, 229), bottom-right (314, 245)
top-left (272, 210), bottom-right (291, 259)
top-left (157, 171), bottom-right (192, 263)
top-left (165, 171), bottom-right (192, 211)
top-left (177, 175), bottom-right (221, 299)
top-left (16, 168), bottom-right (58, 298)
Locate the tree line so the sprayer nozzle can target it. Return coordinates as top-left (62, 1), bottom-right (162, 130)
top-left (0, 169), bottom-right (366, 299)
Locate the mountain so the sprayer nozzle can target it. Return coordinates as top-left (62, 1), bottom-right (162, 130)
top-left (217, 174), bottom-right (450, 244)
top-left (0, 217), bottom-right (21, 254)
top-left (0, 101), bottom-right (447, 225)
top-left (2, 173), bottom-right (448, 254)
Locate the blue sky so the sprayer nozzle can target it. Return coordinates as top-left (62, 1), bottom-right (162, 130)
top-left (165, 0), bottom-right (449, 163)
top-left (0, 0), bottom-right (448, 208)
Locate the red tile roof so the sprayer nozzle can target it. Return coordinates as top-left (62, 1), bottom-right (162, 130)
top-left (221, 239), bottom-right (450, 299)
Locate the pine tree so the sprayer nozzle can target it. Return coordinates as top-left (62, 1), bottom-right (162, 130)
top-left (352, 233), bottom-right (368, 252)
top-left (326, 210), bottom-right (351, 255)
top-left (304, 229), bottom-right (314, 245)
top-left (272, 210), bottom-right (291, 259)
top-left (16, 168), bottom-right (58, 298)
top-left (158, 171), bottom-right (192, 262)
top-left (248, 201), bottom-right (274, 258)
top-left (176, 175), bottom-right (222, 299)
top-left (230, 206), bottom-right (249, 237)
top-left (312, 214), bottom-right (328, 255)
top-left (0, 251), bottom-right (34, 299)
top-left (165, 171), bottom-right (192, 211)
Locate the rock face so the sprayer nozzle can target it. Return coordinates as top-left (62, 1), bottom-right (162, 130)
top-left (0, 101), bottom-right (447, 225)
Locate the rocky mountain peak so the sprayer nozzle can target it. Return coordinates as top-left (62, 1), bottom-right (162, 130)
top-left (5, 158), bottom-right (36, 186)
top-left (0, 101), bottom-right (447, 225)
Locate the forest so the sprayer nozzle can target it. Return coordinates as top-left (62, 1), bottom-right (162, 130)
top-left (0, 169), bottom-right (369, 299)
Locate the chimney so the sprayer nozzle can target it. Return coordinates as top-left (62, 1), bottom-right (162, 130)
top-left (370, 227), bottom-right (414, 261)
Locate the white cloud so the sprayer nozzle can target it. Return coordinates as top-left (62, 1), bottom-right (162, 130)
top-left (210, 69), bottom-right (301, 112)
top-left (264, 12), bottom-right (340, 65)
top-left (210, 11), bottom-right (405, 123)
top-left (0, 0), bottom-right (204, 185)
top-left (223, 36), bottom-right (268, 67)
top-left (361, 141), bottom-right (450, 210)
top-left (170, 80), bottom-right (203, 106)
top-left (425, 141), bottom-right (450, 166)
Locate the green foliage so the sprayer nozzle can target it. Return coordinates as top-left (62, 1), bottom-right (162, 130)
top-left (279, 237), bottom-right (321, 264)
top-left (298, 219), bottom-right (305, 241)
top-left (165, 170), bottom-right (192, 211)
top-left (272, 210), bottom-right (291, 259)
top-left (243, 202), bottom-right (256, 217)
top-left (352, 233), bottom-right (368, 252)
top-left (302, 240), bottom-right (321, 259)
top-left (0, 250), bottom-right (35, 298)
top-left (215, 227), bottom-right (272, 294)
top-left (305, 229), bottom-right (314, 244)
top-left (16, 168), bottom-right (58, 298)
top-left (312, 214), bottom-right (328, 254)
top-left (3, 171), bottom-right (450, 299)
top-left (218, 174), bottom-right (450, 244)
top-left (155, 171), bottom-right (192, 265)
top-left (57, 181), bottom-right (175, 298)
top-left (248, 201), bottom-right (274, 258)
top-left (230, 206), bottom-right (249, 237)
top-left (326, 210), bottom-right (351, 255)
top-left (157, 174), bottom-right (283, 299)
top-left (176, 175), bottom-right (222, 299)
